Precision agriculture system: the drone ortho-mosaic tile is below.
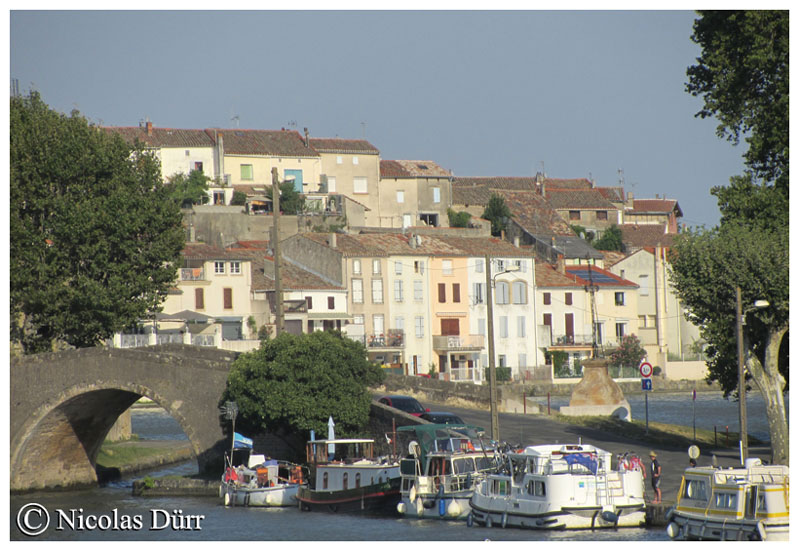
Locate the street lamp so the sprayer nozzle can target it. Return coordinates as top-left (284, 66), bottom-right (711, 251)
top-left (484, 256), bottom-right (519, 441)
top-left (736, 286), bottom-right (769, 464)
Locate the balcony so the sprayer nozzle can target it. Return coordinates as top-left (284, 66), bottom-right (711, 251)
top-left (180, 267), bottom-right (205, 281)
top-left (548, 334), bottom-right (596, 348)
top-left (432, 334), bottom-right (484, 352)
top-left (367, 329), bottom-right (404, 349)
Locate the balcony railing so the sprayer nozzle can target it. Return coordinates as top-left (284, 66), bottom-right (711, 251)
top-left (432, 334), bottom-right (485, 351)
top-left (550, 334), bottom-right (596, 347)
top-left (180, 267), bottom-right (205, 281)
top-left (367, 329), bottom-right (404, 348)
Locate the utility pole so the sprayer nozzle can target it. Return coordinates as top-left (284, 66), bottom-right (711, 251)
top-left (485, 255), bottom-right (500, 441)
top-left (736, 286), bottom-right (747, 464)
top-left (272, 167), bottom-right (284, 336)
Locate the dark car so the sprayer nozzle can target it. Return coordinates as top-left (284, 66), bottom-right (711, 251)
top-left (420, 412), bottom-right (465, 425)
top-left (378, 395), bottom-right (428, 416)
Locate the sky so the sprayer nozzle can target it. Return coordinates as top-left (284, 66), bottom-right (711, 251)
top-left (9, 9), bottom-right (752, 228)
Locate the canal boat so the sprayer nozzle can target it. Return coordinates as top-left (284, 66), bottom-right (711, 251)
top-left (468, 443), bottom-right (646, 530)
top-left (665, 458), bottom-right (789, 541)
top-left (220, 454), bottom-right (306, 507)
top-left (396, 423), bottom-right (499, 519)
top-left (296, 437), bottom-right (401, 514)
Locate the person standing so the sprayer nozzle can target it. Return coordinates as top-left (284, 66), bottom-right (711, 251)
top-left (649, 451), bottom-right (662, 504)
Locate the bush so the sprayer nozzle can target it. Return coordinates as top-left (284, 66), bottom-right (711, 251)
top-left (484, 365), bottom-right (511, 382)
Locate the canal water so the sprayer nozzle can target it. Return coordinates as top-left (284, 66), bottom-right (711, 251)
top-left (12, 392), bottom-right (779, 542)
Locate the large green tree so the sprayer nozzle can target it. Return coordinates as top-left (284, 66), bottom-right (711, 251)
top-left (481, 193), bottom-right (512, 237)
top-left (166, 169), bottom-right (210, 208)
top-left (592, 224), bottom-right (624, 252)
top-left (687, 10), bottom-right (789, 189)
top-left (221, 331), bottom-right (384, 453)
top-left (10, 92), bottom-right (185, 354)
top-left (266, 181), bottom-right (305, 215)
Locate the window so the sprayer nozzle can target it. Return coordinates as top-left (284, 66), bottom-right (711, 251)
top-left (353, 314), bottom-right (365, 326)
top-left (223, 288), bottom-right (233, 309)
top-left (441, 319), bottom-right (460, 336)
top-left (342, 473), bottom-right (348, 490)
top-left (597, 210), bottom-right (608, 221)
top-left (327, 296), bottom-right (335, 310)
top-left (215, 261), bottom-right (226, 274)
top-left (543, 292), bottom-right (551, 305)
top-left (353, 176), bottom-right (368, 194)
top-left (414, 260), bottom-right (425, 274)
top-left (395, 316), bottom-right (404, 332)
top-left (240, 164), bottom-right (254, 181)
top-left (373, 314), bottom-right (384, 335)
top-left (419, 213), bottom-right (438, 226)
top-left (527, 480), bottom-right (546, 497)
top-left (615, 322), bottom-right (627, 341)
top-left (639, 275), bottom-right (649, 296)
top-left (323, 472), bottom-right (329, 489)
top-left (306, 296), bottom-right (313, 310)
top-left (499, 316), bottom-right (508, 338)
top-left (372, 279), bottom-right (384, 304)
top-left (478, 318), bottom-right (486, 336)
top-left (355, 473), bottom-right (361, 488)
top-left (682, 479), bottom-right (708, 501)
top-left (543, 313), bottom-right (552, 327)
top-left (395, 261), bottom-right (403, 275)
top-left (512, 281), bottom-right (527, 304)
top-left (327, 175), bottom-right (336, 192)
top-left (495, 281), bottom-right (509, 304)
top-left (473, 282), bottom-right (485, 305)
top-left (397, 190), bottom-right (405, 203)
top-left (569, 210), bottom-right (581, 221)
top-left (497, 259), bottom-right (506, 272)
top-left (353, 259), bottom-right (362, 274)
top-left (438, 283), bottom-right (446, 303)
top-left (432, 187), bottom-right (441, 203)
top-left (565, 292), bottom-right (572, 306)
top-left (194, 161), bottom-right (203, 172)
top-left (714, 492), bottom-right (738, 510)
top-left (442, 259), bottom-right (453, 275)
top-left (515, 260), bottom-right (527, 273)
top-left (615, 292), bottom-right (625, 306)
top-left (594, 322), bottom-right (604, 344)
top-left (230, 261), bottom-right (241, 274)
top-left (352, 279), bottom-right (363, 303)
top-left (476, 259), bottom-right (484, 273)
top-left (414, 280), bottom-right (423, 301)
top-left (372, 259), bottom-right (381, 274)
top-left (394, 280), bottom-right (404, 302)
top-left (352, 156), bottom-right (359, 165)
top-left (195, 288), bottom-right (204, 310)
top-left (518, 352), bottom-right (527, 369)
top-left (336, 155), bottom-right (343, 165)
top-left (517, 316), bottom-right (526, 338)
top-left (452, 283), bottom-right (461, 303)
top-left (415, 316), bottom-right (424, 338)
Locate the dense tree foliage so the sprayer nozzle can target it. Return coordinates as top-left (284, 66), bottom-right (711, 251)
top-left (609, 334), bottom-right (647, 369)
top-left (10, 93), bottom-right (185, 354)
top-left (221, 331), bottom-right (385, 448)
top-left (266, 181), bottom-right (305, 215)
top-left (687, 10), bottom-right (789, 189)
top-left (481, 193), bottom-right (512, 237)
top-left (166, 169), bottom-right (210, 208)
top-left (592, 224), bottom-right (624, 252)
top-left (447, 208), bottom-right (472, 228)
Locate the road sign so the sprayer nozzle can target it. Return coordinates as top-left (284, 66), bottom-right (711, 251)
top-left (639, 361), bottom-right (654, 378)
top-left (642, 377), bottom-right (653, 391)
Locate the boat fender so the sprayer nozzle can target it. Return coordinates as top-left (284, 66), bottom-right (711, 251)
top-left (437, 484), bottom-right (445, 498)
top-left (666, 522), bottom-right (680, 539)
top-left (439, 498), bottom-right (446, 517)
top-left (466, 512), bottom-right (474, 527)
top-left (397, 502), bottom-right (406, 515)
top-left (224, 491), bottom-right (232, 506)
top-left (465, 474), bottom-right (473, 488)
top-left (244, 493), bottom-right (250, 507)
top-left (423, 499), bottom-right (435, 510)
top-left (755, 521), bottom-right (767, 541)
top-left (501, 512), bottom-right (508, 528)
top-left (409, 485), bottom-right (417, 502)
top-left (601, 509), bottom-right (618, 523)
top-left (447, 500), bottom-right (461, 518)
top-left (416, 498), bottom-right (423, 514)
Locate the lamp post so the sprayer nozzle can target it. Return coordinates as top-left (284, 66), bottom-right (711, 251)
top-left (484, 255), bottom-right (519, 442)
top-left (736, 286), bottom-right (769, 464)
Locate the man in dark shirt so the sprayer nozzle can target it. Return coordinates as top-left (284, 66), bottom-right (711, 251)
top-left (649, 451), bottom-right (662, 504)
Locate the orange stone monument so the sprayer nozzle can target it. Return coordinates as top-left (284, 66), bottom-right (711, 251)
top-left (559, 358), bottom-right (631, 421)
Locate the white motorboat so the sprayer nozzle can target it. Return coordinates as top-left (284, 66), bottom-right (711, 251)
top-left (396, 423), bottom-right (499, 519)
top-left (666, 458), bottom-right (789, 541)
top-left (468, 443), bottom-right (646, 530)
top-left (220, 454), bottom-right (305, 507)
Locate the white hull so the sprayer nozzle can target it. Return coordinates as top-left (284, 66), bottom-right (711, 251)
top-left (398, 492), bottom-right (473, 519)
top-left (221, 481), bottom-right (301, 507)
top-left (469, 501), bottom-right (645, 530)
top-left (666, 510), bottom-right (788, 541)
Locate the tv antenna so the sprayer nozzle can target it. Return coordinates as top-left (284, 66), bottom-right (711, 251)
top-left (231, 115), bottom-right (240, 128)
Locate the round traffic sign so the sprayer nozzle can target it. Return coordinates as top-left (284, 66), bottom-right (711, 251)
top-left (639, 361), bottom-right (653, 378)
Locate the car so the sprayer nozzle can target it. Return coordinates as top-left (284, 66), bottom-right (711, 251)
top-left (420, 412), bottom-right (465, 425)
top-left (378, 395), bottom-right (428, 416)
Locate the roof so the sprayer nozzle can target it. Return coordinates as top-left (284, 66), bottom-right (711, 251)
top-left (182, 243), bottom-right (252, 261)
top-left (245, 253), bottom-right (345, 291)
top-left (544, 188), bottom-right (618, 210)
top-left (452, 176), bottom-right (538, 191)
top-left (380, 160), bottom-right (451, 178)
top-left (620, 223), bottom-right (674, 249)
top-left (210, 128), bottom-right (319, 157)
top-left (629, 198), bottom-right (683, 217)
top-left (541, 177), bottom-right (593, 190)
top-left (535, 262), bottom-right (584, 288)
top-left (564, 265), bottom-right (637, 288)
top-left (498, 190), bottom-right (575, 237)
top-left (596, 186), bottom-right (626, 202)
top-left (309, 137), bottom-right (379, 154)
top-left (103, 126), bottom-right (214, 148)
top-left (531, 234), bottom-right (604, 260)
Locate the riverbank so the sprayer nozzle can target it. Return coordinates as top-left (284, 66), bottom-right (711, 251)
top-left (96, 439), bottom-right (195, 483)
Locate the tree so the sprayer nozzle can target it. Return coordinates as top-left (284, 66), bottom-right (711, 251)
top-left (230, 190), bottom-right (247, 206)
top-left (592, 224), bottom-right (624, 252)
top-left (481, 193), bottom-right (512, 237)
top-left (569, 224), bottom-right (595, 243)
top-left (609, 334), bottom-right (647, 369)
top-left (669, 223), bottom-right (788, 464)
top-left (267, 181), bottom-right (305, 215)
top-left (10, 92), bottom-right (185, 354)
top-left (166, 169), bottom-right (210, 208)
top-left (221, 331), bottom-right (385, 454)
top-left (447, 208), bottom-right (472, 228)
top-left (687, 11), bottom-right (789, 189)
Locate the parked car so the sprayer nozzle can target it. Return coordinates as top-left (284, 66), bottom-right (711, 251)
top-left (378, 395), bottom-right (428, 416)
top-left (420, 411), bottom-right (465, 425)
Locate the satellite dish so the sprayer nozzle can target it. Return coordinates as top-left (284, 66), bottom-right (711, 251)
top-left (688, 445), bottom-right (700, 459)
top-left (408, 440), bottom-right (421, 458)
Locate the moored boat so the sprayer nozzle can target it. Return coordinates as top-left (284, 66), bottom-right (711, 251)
top-left (396, 423), bottom-right (499, 519)
top-left (220, 454), bottom-right (306, 507)
top-left (468, 443), bottom-right (646, 530)
top-left (665, 458), bottom-right (789, 541)
top-left (296, 438), bottom-right (401, 514)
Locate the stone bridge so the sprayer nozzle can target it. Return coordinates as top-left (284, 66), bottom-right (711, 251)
top-left (10, 345), bottom-right (236, 492)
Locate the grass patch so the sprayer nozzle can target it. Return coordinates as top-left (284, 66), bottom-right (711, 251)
top-left (97, 441), bottom-right (175, 468)
top-left (552, 414), bottom-right (765, 451)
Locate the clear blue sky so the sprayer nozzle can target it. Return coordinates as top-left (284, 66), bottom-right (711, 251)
top-left (10, 10), bottom-right (748, 228)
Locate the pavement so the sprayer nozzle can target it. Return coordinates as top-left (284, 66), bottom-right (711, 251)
top-left (416, 398), bottom-right (771, 508)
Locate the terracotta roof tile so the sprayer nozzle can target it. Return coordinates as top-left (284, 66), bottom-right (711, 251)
top-left (541, 177), bottom-right (593, 190)
top-left (544, 188), bottom-right (618, 210)
top-left (309, 137), bottom-right (379, 154)
top-left (299, 233), bottom-right (527, 258)
top-left (209, 128), bottom-right (319, 157)
top-left (498, 190), bottom-right (575, 237)
top-left (535, 262), bottom-right (582, 288)
top-left (103, 126), bottom-right (214, 148)
top-left (620, 223), bottom-right (674, 248)
top-left (629, 198), bottom-right (683, 216)
top-left (452, 176), bottom-right (538, 190)
top-left (182, 243), bottom-right (251, 260)
top-left (564, 265), bottom-right (637, 287)
top-left (380, 160), bottom-right (451, 178)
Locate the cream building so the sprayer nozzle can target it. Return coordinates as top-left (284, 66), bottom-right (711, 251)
top-left (379, 160), bottom-right (452, 229)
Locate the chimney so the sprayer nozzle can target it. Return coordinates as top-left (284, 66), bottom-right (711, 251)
top-left (189, 224), bottom-right (196, 242)
top-left (304, 127), bottom-right (309, 147)
top-left (556, 254), bottom-right (565, 274)
top-left (146, 121), bottom-right (153, 136)
top-left (329, 232), bottom-right (337, 248)
top-left (513, 236), bottom-right (520, 247)
top-left (409, 233), bottom-right (417, 249)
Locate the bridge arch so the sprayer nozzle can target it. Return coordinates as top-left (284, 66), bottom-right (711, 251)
top-left (10, 345), bottom-right (236, 492)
